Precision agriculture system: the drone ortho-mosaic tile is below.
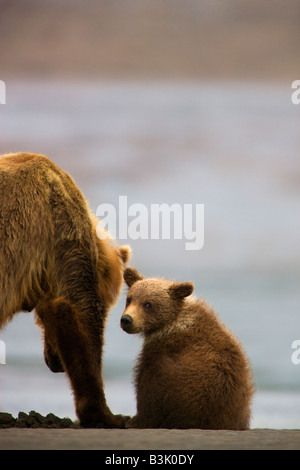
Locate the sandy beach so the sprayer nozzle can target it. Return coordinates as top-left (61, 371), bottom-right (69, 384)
top-left (1, 428), bottom-right (300, 450)
top-left (1, 412), bottom-right (299, 450)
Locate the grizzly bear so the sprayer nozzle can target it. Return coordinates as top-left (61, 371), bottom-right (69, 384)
top-left (0, 152), bottom-right (130, 428)
top-left (121, 267), bottom-right (254, 430)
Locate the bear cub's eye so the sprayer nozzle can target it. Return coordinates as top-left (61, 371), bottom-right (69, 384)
top-left (126, 296), bottom-right (132, 307)
top-left (143, 302), bottom-right (152, 311)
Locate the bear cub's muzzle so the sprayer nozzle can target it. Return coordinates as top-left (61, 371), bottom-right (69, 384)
top-left (120, 314), bottom-right (133, 333)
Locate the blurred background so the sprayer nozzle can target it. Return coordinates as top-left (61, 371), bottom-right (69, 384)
top-left (0, 0), bottom-right (300, 429)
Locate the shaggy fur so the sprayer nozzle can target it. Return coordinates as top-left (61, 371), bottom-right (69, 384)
top-left (121, 267), bottom-right (254, 430)
top-left (0, 152), bottom-right (130, 428)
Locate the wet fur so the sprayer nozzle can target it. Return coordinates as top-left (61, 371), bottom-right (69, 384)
top-left (122, 268), bottom-right (254, 430)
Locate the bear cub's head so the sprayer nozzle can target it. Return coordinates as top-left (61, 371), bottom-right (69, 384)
top-left (121, 267), bottom-right (194, 335)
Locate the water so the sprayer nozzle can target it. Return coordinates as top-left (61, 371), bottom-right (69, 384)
top-left (0, 80), bottom-right (299, 428)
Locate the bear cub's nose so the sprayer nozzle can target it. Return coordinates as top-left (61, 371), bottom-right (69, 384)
top-left (121, 314), bottom-right (133, 331)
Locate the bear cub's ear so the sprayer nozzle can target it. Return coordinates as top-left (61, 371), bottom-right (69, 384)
top-left (118, 245), bottom-right (131, 264)
top-left (169, 282), bottom-right (194, 301)
top-left (124, 267), bottom-right (144, 287)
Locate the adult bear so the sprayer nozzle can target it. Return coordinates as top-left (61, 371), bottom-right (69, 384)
top-left (0, 152), bottom-right (130, 428)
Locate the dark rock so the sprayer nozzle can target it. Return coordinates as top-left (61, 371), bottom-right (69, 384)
top-left (0, 410), bottom-right (78, 428)
top-left (0, 412), bottom-right (16, 428)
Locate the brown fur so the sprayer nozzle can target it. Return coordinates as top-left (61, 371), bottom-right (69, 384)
top-left (121, 267), bottom-right (254, 430)
top-left (0, 152), bottom-right (131, 427)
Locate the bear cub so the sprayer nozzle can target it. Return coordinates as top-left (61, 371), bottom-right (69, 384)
top-left (121, 267), bottom-right (253, 430)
